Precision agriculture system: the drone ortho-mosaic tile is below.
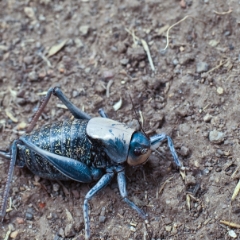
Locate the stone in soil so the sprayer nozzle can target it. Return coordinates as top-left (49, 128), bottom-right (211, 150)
top-left (196, 62), bottom-right (209, 73)
top-left (209, 130), bottom-right (224, 144)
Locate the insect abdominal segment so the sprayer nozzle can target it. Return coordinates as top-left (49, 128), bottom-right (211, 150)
top-left (0, 87), bottom-right (182, 239)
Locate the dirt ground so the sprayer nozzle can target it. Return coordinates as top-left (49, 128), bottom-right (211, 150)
top-left (0, 0), bottom-right (240, 239)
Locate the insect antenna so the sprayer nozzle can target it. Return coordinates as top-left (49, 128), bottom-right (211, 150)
top-left (129, 95), bottom-right (148, 136)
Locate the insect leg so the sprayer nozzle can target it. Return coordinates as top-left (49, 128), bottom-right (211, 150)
top-left (117, 171), bottom-right (147, 219)
top-left (19, 137), bottom-right (93, 183)
top-left (150, 134), bottom-right (182, 167)
top-left (53, 88), bottom-right (91, 120)
top-left (0, 149), bottom-right (11, 160)
top-left (0, 140), bottom-right (20, 220)
top-left (98, 108), bottom-right (108, 118)
top-left (84, 172), bottom-right (114, 239)
top-left (27, 87), bottom-right (91, 132)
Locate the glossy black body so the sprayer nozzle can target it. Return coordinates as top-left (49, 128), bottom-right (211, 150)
top-left (18, 119), bottom-right (109, 181)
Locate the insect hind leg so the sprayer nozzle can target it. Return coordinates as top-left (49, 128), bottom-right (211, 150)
top-left (27, 87), bottom-right (91, 133)
top-left (0, 140), bottom-right (21, 220)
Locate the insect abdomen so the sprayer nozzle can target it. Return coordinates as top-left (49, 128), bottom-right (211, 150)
top-left (19, 119), bottom-right (92, 180)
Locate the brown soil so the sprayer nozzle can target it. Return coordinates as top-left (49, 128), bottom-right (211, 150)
top-left (1, 1), bottom-right (240, 239)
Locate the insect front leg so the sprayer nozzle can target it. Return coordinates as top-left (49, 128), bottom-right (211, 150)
top-left (0, 150), bottom-right (11, 159)
top-left (0, 140), bottom-right (20, 220)
top-left (117, 171), bottom-right (147, 219)
top-left (150, 133), bottom-right (182, 167)
top-left (98, 108), bottom-right (108, 118)
top-left (27, 87), bottom-right (91, 132)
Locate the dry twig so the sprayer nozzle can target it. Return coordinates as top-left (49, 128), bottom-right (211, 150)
top-left (213, 8), bottom-right (232, 15)
top-left (206, 60), bottom-right (226, 74)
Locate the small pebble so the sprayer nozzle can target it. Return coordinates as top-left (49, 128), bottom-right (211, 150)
top-left (28, 71), bottom-right (38, 81)
top-left (99, 215), bottom-right (106, 223)
top-left (8, 223), bottom-right (15, 231)
top-left (79, 25), bottom-right (89, 36)
top-left (185, 175), bottom-right (196, 186)
top-left (172, 59), bottom-right (179, 65)
top-left (47, 213), bottom-right (52, 219)
top-left (178, 123), bottom-right (190, 135)
top-left (209, 130), bottom-right (224, 144)
top-left (53, 183), bottom-right (60, 192)
top-left (10, 230), bottom-right (19, 239)
top-left (224, 30), bottom-right (231, 37)
top-left (25, 212), bottom-right (33, 220)
top-left (72, 90), bottom-right (80, 98)
top-left (127, 46), bottom-right (145, 61)
top-left (203, 113), bottom-right (212, 122)
top-left (58, 228), bottom-right (65, 237)
top-left (95, 82), bottom-right (105, 94)
top-left (130, 226), bottom-right (136, 232)
top-left (228, 229), bottom-right (237, 238)
top-left (196, 62), bottom-right (209, 73)
top-left (180, 146), bottom-right (190, 156)
top-left (65, 223), bottom-right (75, 237)
top-left (100, 207), bottom-right (106, 216)
top-left (165, 225), bottom-right (172, 232)
top-left (85, 67), bottom-right (91, 74)
top-left (74, 38), bottom-right (84, 48)
top-left (120, 58), bottom-right (129, 65)
top-left (101, 70), bottom-right (114, 80)
top-left (171, 225), bottom-right (178, 234)
top-left (23, 56), bottom-right (33, 65)
top-left (217, 87), bottom-right (224, 95)
top-left (16, 217), bottom-right (24, 224)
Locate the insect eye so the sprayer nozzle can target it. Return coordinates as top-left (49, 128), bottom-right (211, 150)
top-left (134, 147), bottom-right (148, 156)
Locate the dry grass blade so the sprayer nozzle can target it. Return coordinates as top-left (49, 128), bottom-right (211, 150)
top-left (186, 194), bottom-right (191, 210)
top-left (48, 39), bottom-right (68, 57)
top-left (141, 39), bottom-right (155, 71)
top-left (157, 25), bottom-right (170, 36)
top-left (162, 15), bottom-right (190, 51)
top-left (37, 91), bottom-right (49, 96)
top-left (232, 180), bottom-right (240, 201)
top-left (65, 208), bottom-right (74, 222)
top-left (125, 28), bottom-right (139, 45)
top-left (106, 79), bottom-right (113, 98)
top-left (220, 220), bottom-right (240, 228)
top-left (159, 177), bottom-right (173, 195)
top-left (38, 52), bottom-right (52, 67)
top-left (4, 229), bottom-right (11, 240)
top-left (231, 163), bottom-right (240, 179)
top-left (213, 8), bottom-right (232, 15)
top-left (126, 28), bottom-right (155, 71)
top-left (57, 104), bottom-right (68, 109)
top-left (4, 224), bottom-right (14, 240)
top-left (206, 60), bottom-right (226, 74)
top-left (5, 109), bottom-right (18, 123)
top-left (113, 98), bottom-right (122, 111)
top-left (180, 168), bottom-right (186, 180)
top-left (6, 197), bottom-right (13, 213)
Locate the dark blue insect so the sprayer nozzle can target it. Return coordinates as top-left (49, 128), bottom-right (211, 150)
top-left (0, 87), bottom-right (182, 239)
